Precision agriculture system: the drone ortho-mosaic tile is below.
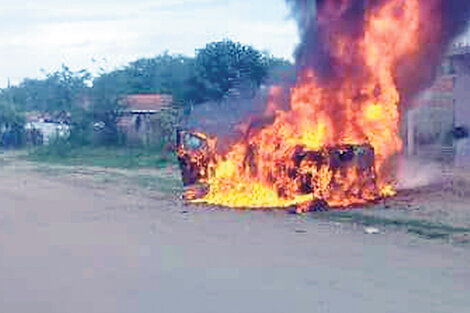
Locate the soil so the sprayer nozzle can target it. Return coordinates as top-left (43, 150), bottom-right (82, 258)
top-left (0, 152), bottom-right (469, 313)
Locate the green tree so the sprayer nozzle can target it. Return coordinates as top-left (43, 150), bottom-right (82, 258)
top-left (192, 40), bottom-right (270, 102)
top-left (3, 65), bottom-right (91, 113)
top-left (90, 54), bottom-right (198, 144)
top-left (0, 99), bottom-right (25, 147)
top-left (92, 53), bottom-right (198, 104)
top-left (265, 56), bottom-right (295, 85)
top-left (0, 100), bottom-right (24, 128)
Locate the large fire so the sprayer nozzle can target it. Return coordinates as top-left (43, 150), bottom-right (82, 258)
top-left (179, 0), bottom-right (441, 210)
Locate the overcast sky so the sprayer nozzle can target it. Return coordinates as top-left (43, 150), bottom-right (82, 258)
top-left (0, 0), bottom-right (300, 88)
top-left (1, 1), bottom-right (470, 89)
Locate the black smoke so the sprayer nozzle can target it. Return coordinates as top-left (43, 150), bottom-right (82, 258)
top-left (287, 0), bottom-right (370, 79)
top-left (287, 0), bottom-right (470, 99)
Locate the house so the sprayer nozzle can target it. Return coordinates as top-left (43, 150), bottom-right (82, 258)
top-left (116, 94), bottom-right (174, 146)
top-left (405, 75), bottom-right (454, 160)
top-left (24, 111), bottom-right (70, 145)
top-left (405, 44), bottom-right (470, 166)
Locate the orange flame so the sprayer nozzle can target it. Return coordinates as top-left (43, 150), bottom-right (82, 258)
top-left (192, 0), bottom-right (429, 209)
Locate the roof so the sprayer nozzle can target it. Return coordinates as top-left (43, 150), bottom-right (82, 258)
top-left (25, 111), bottom-right (71, 124)
top-left (122, 94), bottom-right (173, 112)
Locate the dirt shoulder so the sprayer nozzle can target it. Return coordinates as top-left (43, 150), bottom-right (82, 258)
top-left (2, 151), bottom-right (470, 245)
top-left (1, 151), bottom-right (470, 313)
top-left (327, 163), bottom-right (470, 244)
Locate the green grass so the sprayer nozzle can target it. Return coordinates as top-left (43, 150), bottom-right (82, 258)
top-left (312, 210), bottom-right (470, 242)
top-left (26, 144), bottom-right (184, 194)
top-left (27, 145), bottom-right (178, 169)
top-left (28, 147), bottom-right (184, 196)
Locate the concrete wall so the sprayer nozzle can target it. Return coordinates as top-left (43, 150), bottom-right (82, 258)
top-left (453, 74), bottom-right (470, 167)
top-left (406, 76), bottom-right (455, 161)
top-left (404, 48), bottom-right (470, 165)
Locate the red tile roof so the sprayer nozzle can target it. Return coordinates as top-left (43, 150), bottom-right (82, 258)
top-left (122, 94), bottom-right (173, 111)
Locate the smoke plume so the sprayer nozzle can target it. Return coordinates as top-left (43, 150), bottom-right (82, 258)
top-left (287, 0), bottom-right (470, 99)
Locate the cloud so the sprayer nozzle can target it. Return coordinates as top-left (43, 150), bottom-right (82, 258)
top-left (0, 0), bottom-right (299, 87)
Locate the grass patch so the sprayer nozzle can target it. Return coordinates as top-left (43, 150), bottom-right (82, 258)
top-left (31, 154), bottom-right (184, 194)
top-left (313, 210), bottom-right (470, 241)
top-left (28, 144), bottom-right (178, 169)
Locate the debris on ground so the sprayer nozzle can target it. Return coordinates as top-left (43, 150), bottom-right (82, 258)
top-left (364, 226), bottom-right (380, 234)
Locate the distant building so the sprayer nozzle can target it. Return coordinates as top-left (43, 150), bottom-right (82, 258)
top-left (405, 75), bottom-right (454, 161)
top-left (24, 111), bottom-right (70, 145)
top-left (120, 94), bottom-right (173, 113)
top-left (405, 44), bottom-right (470, 166)
top-left (25, 111), bottom-right (71, 125)
top-left (449, 45), bottom-right (470, 167)
top-left (116, 94), bottom-right (174, 146)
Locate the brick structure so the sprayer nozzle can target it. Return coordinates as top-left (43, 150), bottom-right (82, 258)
top-left (406, 44), bottom-right (470, 165)
top-left (117, 94), bottom-right (173, 146)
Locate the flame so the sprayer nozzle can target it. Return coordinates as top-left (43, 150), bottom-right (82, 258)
top-left (190, 0), bottom-right (430, 209)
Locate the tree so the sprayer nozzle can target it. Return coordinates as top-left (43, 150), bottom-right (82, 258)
top-left (265, 56), bottom-right (295, 85)
top-left (0, 43), bottom-right (288, 148)
top-left (0, 100), bottom-right (24, 128)
top-left (192, 40), bottom-right (270, 102)
top-left (89, 54), bottom-right (199, 144)
top-left (91, 53), bottom-right (198, 103)
top-left (0, 99), bottom-right (25, 147)
top-left (46, 65), bottom-right (91, 112)
top-left (1, 65), bottom-right (91, 113)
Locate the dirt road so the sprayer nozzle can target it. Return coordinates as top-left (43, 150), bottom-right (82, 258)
top-left (0, 157), bottom-right (469, 313)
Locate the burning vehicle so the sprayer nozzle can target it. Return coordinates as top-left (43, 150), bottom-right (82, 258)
top-left (177, 129), bottom-right (380, 211)
top-left (177, 0), bottom-right (470, 211)
top-left (176, 130), bottom-right (213, 199)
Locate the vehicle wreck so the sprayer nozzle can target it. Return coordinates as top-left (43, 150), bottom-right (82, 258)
top-left (177, 129), bottom-right (380, 211)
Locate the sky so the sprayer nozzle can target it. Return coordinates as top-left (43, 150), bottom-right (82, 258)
top-left (2, 1), bottom-right (470, 89)
top-left (0, 0), bottom-right (299, 88)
